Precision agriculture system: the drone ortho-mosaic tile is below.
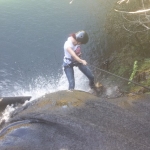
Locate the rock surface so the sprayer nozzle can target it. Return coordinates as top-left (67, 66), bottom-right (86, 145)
top-left (0, 90), bottom-right (150, 150)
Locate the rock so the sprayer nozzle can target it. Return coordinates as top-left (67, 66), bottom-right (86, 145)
top-left (0, 90), bottom-right (150, 150)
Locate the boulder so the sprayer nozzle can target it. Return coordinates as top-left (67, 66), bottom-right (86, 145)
top-left (0, 90), bottom-right (150, 150)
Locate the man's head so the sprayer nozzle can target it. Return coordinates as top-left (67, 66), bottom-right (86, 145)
top-left (75, 30), bottom-right (89, 44)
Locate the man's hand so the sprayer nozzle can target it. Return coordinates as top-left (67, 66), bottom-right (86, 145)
top-left (81, 60), bottom-right (87, 65)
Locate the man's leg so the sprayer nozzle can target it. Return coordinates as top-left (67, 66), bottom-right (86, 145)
top-left (78, 64), bottom-right (95, 88)
top-left (64, 66), bottom-right (75, 90)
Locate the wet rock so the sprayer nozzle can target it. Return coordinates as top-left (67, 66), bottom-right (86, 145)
top-left (105, 85), bottom-right (123, 98)
top-left (0, 90), bottom-right (150, 150)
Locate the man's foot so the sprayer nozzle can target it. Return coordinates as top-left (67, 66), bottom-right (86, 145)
top-left (90, 82), bottom-right (105, 96)
top-left (67, 89), bottom-right (73, 92)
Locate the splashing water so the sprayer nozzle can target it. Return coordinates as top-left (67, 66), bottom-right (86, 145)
top-left (1, 67), bottom-right (89, 99)
top-left (0, 67), bottom-right (89, 124)
top-left (0, 105), bottom-right (16, 124)
top-left (69, 0), bottom-right (74, 4)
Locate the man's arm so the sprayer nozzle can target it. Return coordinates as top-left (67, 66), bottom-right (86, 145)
top-left (67, 47), bottom-right (87, 65)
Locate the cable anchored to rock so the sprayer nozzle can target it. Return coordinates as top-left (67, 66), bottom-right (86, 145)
top-left (89, 64), bottom-right (150, 91)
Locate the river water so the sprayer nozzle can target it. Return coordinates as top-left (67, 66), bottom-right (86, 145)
top-left (0, 0), bottom-right (115, 99)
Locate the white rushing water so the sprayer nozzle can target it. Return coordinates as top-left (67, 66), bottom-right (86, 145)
top-left (1, 67), bottom-right (89, 99)
top-left (0, 67), bottom-right (90, 124)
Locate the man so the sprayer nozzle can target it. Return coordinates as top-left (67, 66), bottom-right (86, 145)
top-left (63, 30), bottom-right (96, 91)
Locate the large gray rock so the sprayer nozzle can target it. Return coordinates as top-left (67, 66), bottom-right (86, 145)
top-left (0, 90), bottom-right (150, 150)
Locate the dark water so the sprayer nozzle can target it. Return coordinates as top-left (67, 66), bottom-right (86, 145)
top-left (0, 0), bottom-right (115, 97)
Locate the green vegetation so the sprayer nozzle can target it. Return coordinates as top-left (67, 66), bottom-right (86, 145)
top-left (102, 0), bottom-right (150, 93)
top-left (128, 60), bottom-right (138, 84)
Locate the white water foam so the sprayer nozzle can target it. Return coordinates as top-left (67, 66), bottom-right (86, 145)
top-left (0, 105), bottom-right (16, 124)
top-left (7, 68), bottom-right (88, 99)
top-left (0, 67), bottom-right (90, 124)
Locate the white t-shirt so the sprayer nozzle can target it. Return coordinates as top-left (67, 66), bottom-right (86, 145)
top-left (63, 37), bottom-right (81, 65)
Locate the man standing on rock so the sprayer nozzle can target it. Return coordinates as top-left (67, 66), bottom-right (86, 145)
top-left (63, 30), bottom-right (96, 91)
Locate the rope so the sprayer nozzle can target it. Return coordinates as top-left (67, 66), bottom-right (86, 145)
top-left (89, 64), bottom-right (150, 91)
